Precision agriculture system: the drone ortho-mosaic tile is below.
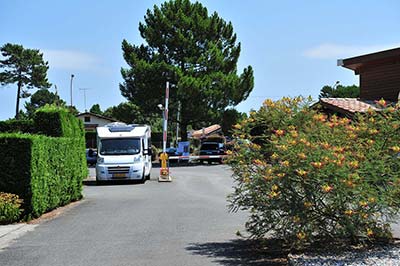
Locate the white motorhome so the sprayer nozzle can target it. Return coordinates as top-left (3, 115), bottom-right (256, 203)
top-left (96, 122), bottom-right (152, 182)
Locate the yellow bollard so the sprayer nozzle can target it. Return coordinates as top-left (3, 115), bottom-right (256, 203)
top-left (158, 152), bottom-right (172, 182)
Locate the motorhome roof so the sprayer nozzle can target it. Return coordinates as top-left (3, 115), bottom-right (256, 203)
top-left (97, 123), bottom-right (149, 138)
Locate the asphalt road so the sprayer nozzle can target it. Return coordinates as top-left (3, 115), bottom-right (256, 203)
top-left (0, 165), bottom-right (249, 266)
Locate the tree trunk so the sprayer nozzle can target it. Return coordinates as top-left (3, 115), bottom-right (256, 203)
top-left (15, 82), bottom-right (21, 119)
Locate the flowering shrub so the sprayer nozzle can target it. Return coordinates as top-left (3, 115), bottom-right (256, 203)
top-left (0, 192), bottom-right (23, 224)
top-left (228, 97), bottom-right (400, 247)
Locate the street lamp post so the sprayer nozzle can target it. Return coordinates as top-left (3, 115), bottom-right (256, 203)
top-left (157, 103), bottom-right (166, 153)
top-left (70, 74), bottom-right (75, 106)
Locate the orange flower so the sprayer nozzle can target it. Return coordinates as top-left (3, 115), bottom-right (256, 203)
top-left (233, 124), bottom-right (242, 129)
top-left (290, 131), bottom-right (299, 138)
top-left (311, 162), bottom-right (323, 169)
top-left (345, 180), bottom-right (354, 188)
top-left (271, 184), bottom-right (279, 191)
top-left (348, 161), bottom-right (359, 169)
top-left (253, 159), bottom-right (265, 166)
top-left (277, 173), bottom-right (286, 178)
top-left (322, 184), bottom-right (333, 193)
top-left (375, 98), bottom-right (387, 107)
top-left (275, 129), bottom-right (285, 136)
top-left (367, 228), bottom-right (374, 237)
top-left (359, 201), bottom-right (368, 207)
top-left (297, 153), bottom-right (307, 160)
top-left (320, 142), bottom-right (330, 149)
top-left (226, 150), bottom-right (233, 155)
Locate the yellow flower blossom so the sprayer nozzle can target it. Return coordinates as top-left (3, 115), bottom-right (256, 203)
top-left (271, 184), bottom-right (279, 191)
top-left (344, 210), bottom-right (354, 216)
top-left (367, 228), bottom-right (374, 237)
top-left (271, 153), bottom-right (279, 160)
top-left (297, 153), bottom-right (307, 160)
top-left (390, 146), bottom-right (400, 152)
top-left (281, 160), bottom-right (290, 167)
top-left (296, 232), bottom-right (306, 240)
top-left (296, 169), bottom-right (308, 177)
top-left (322, 184), bottom-right (333, 193)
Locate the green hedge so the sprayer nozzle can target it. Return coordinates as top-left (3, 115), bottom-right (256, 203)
top-left (0, 119), bottom-right (35, 133)
top-left (0, 106), bottom-right (87, 219)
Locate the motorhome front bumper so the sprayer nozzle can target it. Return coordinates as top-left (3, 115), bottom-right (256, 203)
top-left (96, 164), bottom-right (143, 180)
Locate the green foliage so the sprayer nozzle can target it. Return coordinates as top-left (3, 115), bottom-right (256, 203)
top-left (221, 108), bottom-right (247, 135)
top-left (120, 0), bottom-right (254, 139)
top-left (0, 107), bottom-right (87, 220)
top-left (103, 102), bottom-right (143, 124)
top-left (25, 89), bottom-right (66, 118)
top-left (0, 192), bottom-right (23, 224)
top-left (0, 119), bottom-right (35, 133)
top-left (228, 97), bottom-right (400, 247)
top-left (319, 84), bottom-right (360, 99)
top-left (89, 104), bottom-right (102, 115)
top-left (0, 43), bottom-right (51, 119)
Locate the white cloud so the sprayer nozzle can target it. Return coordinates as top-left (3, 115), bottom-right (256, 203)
top-left (304, 43), bottom-right (400, 59)
top-left (42, 49), bottom-right (101, 71)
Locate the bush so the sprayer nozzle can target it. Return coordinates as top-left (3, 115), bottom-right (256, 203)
top-left (228, 97), bottom-right (400, 247)
top-left (0, 192), bottom-right (23, 224)
top-left (0, 119), bottom-right (35, 133)
top-left (0, 106), bottom-right (87, 220)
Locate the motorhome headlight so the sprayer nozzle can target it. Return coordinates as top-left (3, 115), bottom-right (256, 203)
top-left (133, 157), bottom-right (141, 164)
top-left (97, 157), bottom-right (104, 164)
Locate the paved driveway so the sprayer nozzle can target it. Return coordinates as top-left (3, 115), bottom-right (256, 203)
top-left (0, 165), bottom-right (249, 266)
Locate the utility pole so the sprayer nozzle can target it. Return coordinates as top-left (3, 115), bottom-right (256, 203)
top-left (176, 101), bottom-right (181, 146)
top-left (70, 74), bottom-right (74, 106)
top-left (79, 88), bottom-right (91, 112)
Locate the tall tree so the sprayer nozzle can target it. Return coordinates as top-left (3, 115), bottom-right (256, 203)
top-left (0, 43), bottom-right (51, 119)
top-left (221, 108), bottom-right (247, 136)
top-left (120, 0), bottom-right (254, 140)
top-left (319, 84), bottom-right (360, 99)
top-left (89, 104), bottom-right (102, 115)
top-left (24, 89), bottom-right (66, 117)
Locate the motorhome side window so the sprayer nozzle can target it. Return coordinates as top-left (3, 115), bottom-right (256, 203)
top-left (100, 138), bottom-right (140, 155)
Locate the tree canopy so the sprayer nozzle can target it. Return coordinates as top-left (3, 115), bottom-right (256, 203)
top-left (319, 84), bottom-right (360, 99)
top-left (0, 43), bottom-right (51, 119)
top-left (89, 104), bottom-right (102, 115)
top-left (120, 0), bottom-right (254, 140)
top-left (24, 89), bottom-right (65, 117)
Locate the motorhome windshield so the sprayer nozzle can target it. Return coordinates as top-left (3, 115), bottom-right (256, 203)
top-left (100, 138), bottom-right (141, 155)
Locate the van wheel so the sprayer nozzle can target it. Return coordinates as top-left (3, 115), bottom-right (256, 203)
top-left (141, 168), bottom-right (146, 183)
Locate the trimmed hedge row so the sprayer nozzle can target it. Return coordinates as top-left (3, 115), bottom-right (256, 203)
top-left (0, 106), bottom-right (87, 219)
top-left (0, 119), bottom-right (35, 134)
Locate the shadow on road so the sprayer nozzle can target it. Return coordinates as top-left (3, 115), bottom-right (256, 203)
top-left (186, 239), bottom-right (288, 266)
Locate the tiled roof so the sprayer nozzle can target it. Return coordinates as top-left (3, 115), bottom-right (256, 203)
top-left (191, 124), bottom-right (221, 139)
top-left (320, 98), bottom-right (380, 114)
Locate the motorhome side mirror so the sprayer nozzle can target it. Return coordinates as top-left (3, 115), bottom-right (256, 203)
top-left (143, 149), bottom-right (152, 156)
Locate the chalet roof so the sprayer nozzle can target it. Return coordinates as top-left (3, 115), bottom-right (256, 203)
top-left (76, 112), bottom-right (118, 122)
top-left (338, 47), bottom-right (400, 74)
top-left (319, 98), bottom-right (381, 115)
top-left (191, 124), bottom-right (221, 139)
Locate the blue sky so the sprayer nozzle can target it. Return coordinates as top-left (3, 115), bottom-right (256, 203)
top-left (1, 0), bottom-right (399, 120)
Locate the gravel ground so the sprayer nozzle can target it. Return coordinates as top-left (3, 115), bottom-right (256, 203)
top-left (288, 245), bottom-right (400, 266)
